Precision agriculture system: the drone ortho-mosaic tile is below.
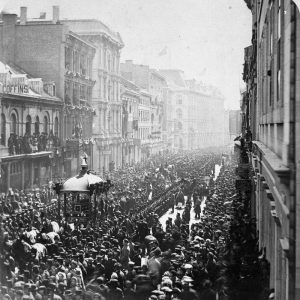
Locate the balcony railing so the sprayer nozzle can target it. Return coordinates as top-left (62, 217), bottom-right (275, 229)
top-left (6, 133), bottom-right (60, 156)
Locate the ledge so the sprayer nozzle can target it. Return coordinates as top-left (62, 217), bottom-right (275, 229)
top-left (252, 141), bottom-right (290, 183)
top-left (265, 189), bottom-right (274, 200)
top-left (1, 151), bottom-right (52, 162)
top-left (279, 238), bottom-right (289, 256)
top-left (270, 209), bottom-right (281, 226)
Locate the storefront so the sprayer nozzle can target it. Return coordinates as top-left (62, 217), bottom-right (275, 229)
top-left (0, 151), bottom-right (52, 192)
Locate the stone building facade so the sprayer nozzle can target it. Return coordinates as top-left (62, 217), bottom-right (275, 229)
top-left (120, 60), bottom-right (167, 155)
top-left (139, 90), bottom-right (152, 161)
top-left (0, 61), bottom-right (62, 192)
top-left (0, 7), bottom-right (96, 179)
top-left (120, 77), bottom-right (140, 166)
top-left (244, 0), bottom-right (300, 298)
top-left (62, 19), bottom-right (124, 174)
top-left (228, 110), bottom-right (242, 140)
top-left (159, 69), bottom-right (226, 151)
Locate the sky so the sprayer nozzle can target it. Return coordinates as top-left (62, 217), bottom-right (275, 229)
top-left (0, 0), bottom-right (252, 109)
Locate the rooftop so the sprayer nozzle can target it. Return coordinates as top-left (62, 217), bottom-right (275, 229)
top-left (62, 19), bottom-right (124, 47)
top-left (0, 61), bottom-right (61, 101)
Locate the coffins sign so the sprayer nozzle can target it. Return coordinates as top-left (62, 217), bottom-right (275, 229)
top-left (0, 74), bottom-right (29, 94)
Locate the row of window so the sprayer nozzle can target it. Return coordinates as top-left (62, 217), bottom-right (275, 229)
top-left (65, 47), bottom-right (93, 77)
top-left (65, 81), bottom-right (92, 104)
top-left (258, 0), bottom-right (282, 112)
top-left (139, 110), bottom-right (150, 122)
top-left (139, 97), bottom-right (151, 106)
top-left (10, 162), bottom-right (21, 175)
top-left (98, 47), bottom-right (119, 73)
top-left (138, 127), bottom-right (150, 140)
top-left (98, 77), bottom-right (119, 101)
top-left (0, 113), bottom-right (59, 146)
top-left (65, 46), bottom-right (119, 75)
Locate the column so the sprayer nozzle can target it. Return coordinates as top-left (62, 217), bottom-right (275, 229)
top-left (98, 108), bottom-right (102, 134)
top-left (7, 163), bottom-right (11, 191)
top-left (103, 154), bottom-right (106, 174)
top-left (31, 161), bottom-right (34, 188)
top-left (116, 111), bottom-right (119, 131)
top-left (103, 109), bottom-right (106, 132)
top-left (98, 148), bottom-right (102, 174)
top-left (117, 144), bottom-right (121, 168)
top-left (21, 160), bottom-right (25, 190)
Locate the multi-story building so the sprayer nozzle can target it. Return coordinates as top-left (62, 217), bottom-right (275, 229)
top-left (121, 60), bottom-right (167, 155)
top-left (0, 7), bottom-right (96, 178)
top-left (0, 61), bottom-right (62, 192)
top-left (185, 79), bottom-right (226, 148)
top-left (223, 110), bottom-right (231, 145)
top-left (139, 90), bottom-right (152, 161)
top-left (244, 0), bottom-right (300, 298)
top-left (159, 69), bottom-right (226, 151)
top-left (120, 77), bottom-right (140, 166)
top-left (228, 109), bottom-right (242, 140)
top-left (61, 18), bottom-right (124, 174)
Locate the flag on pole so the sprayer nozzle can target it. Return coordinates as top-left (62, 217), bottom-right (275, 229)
top-left (158, 46), bottom-right (168, 56)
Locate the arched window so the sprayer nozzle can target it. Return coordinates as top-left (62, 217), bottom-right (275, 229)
top-left (176, 95), bottom-right (183, 105)
top-left (26, 115), bottom-right (32, 135)
top-left (34, 116), bottom-right (40, 135)
top-left (177, 121), bottom-right (183, 131)
top-left (1, 114), bottom-right (6, 146)
top-left (43, 116), bottom-right (48, 134)
top-left (11, 113), bottom-right (17, 135)
top-left (54, 117), bottom-right (59, 136)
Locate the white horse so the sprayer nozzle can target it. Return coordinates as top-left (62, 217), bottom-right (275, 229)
top-left (32, 243), bottom-right (47, 260)
top-left (20, 241), bottom-right (47, 261)
top-left (46, 232), bottom-right (60, 244)
top-left (25, 229), bottom-right (39, 244)
top-left (51, 221), bottom-right (60, 233)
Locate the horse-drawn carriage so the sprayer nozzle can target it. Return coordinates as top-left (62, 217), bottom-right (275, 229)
top-left (5, 156), bottom-right (112, 270)
top-left (53, 155), bottom-right (112, 225)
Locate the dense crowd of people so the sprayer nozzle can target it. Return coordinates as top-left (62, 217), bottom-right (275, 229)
top-left (7, 131), bottom-right (60, 156)
top-left (0, 149), bottom-right (269, 299)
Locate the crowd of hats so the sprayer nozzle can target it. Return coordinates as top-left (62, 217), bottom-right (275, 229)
top-left (0, 149), bottom-right (268, 300)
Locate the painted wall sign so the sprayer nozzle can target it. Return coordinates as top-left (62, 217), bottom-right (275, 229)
top-left (1, 84), bottom-right (29, 94)
top-left (0, 74), bottom-right (29, 94)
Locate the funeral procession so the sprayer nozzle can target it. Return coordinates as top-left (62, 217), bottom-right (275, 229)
top-left (0, 1), bottom-right (300, 300)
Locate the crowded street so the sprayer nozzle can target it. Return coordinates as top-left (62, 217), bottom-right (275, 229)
top-left (1, 0), bottom-right (300, 299)
top-left (0, 149), bottom-right (266, 300)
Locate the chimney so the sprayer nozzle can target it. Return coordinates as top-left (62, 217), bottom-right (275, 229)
top-left (2, 13), bottom-right (17, 64)
top-left (52, 6), bottom-right (59, 24)
top-left (20, 7), bottom-right (27, 25)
